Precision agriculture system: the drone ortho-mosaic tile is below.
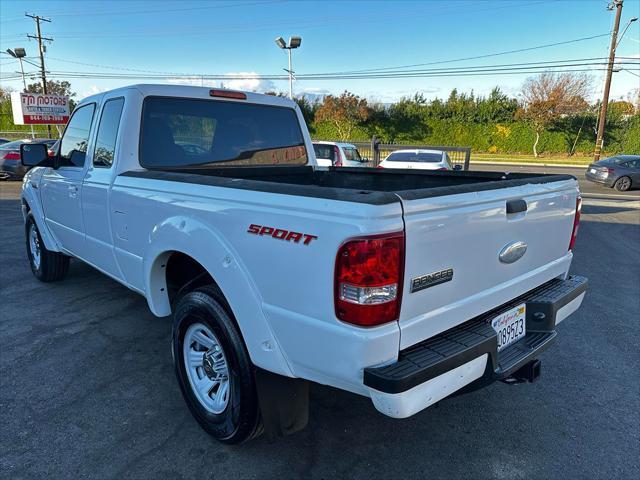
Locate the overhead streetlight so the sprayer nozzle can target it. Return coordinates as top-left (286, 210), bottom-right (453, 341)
top-left (616, 16), bottom-right (638, 48)
top-left (7, 47), bottom-right (35, 139)
top-left (274, 35), bottom-right (302, 99)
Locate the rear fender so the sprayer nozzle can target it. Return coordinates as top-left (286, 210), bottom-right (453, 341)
top-left (143, 215), bottom-right (293, 377)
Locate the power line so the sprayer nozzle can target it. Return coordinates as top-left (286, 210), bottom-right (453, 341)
top-left (59, 0), bottom-right (285, 17)
top-left (3, 61), bottom-right (634, 83)
top-left (66, 59), bottom-right (640, 78)
top-left (25, 13), bottom-right (53, 137)
top-left (0, 0), bottom-right (286, 22)
top-left (1, 57), bottom-right (636, 83)
top-left (38, 55), bottom-right (620, 78)
top-left (321, 33), bottom-right (614, 75)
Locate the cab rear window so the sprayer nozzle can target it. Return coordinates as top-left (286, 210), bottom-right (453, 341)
top-left (386, 152), bottom-right (442, 163)
top-left (313, 144), bottom-right (335, 160)
top-left (140, 97), bottom-right (307, 168)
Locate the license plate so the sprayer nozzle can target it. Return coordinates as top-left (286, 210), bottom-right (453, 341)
top-left (590, 168), bottom-right (597, 173)
top-left (491, 304), bottom-right (526, 352)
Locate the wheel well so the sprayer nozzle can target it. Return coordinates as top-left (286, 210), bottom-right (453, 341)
top-left (165, 252), bottom-right (214, 305)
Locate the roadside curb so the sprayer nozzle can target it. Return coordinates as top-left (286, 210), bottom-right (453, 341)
top-left (471, 161), bottom-right (588, 168)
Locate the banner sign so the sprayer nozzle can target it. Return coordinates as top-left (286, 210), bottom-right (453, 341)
top-left (11, 92), bottom-right (70, 125)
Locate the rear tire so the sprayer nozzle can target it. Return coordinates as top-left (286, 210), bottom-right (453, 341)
top-left (613, 176), bottom-right (631, 191)
top-left (172, 285), bottom-right (262, 444)
top-left (25, 214), bottom-right (69, 282)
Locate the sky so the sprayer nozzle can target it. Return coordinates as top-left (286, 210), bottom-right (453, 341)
top-left (0, 0), bottom-right (639, 103)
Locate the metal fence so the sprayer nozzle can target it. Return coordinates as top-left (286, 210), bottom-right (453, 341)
top-left (0, 130), bottom-right (62, 141)
top-left (318, 137), bottom-right (472, 170)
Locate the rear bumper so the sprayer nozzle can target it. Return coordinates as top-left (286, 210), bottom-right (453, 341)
top-left (365, 275), bottom-right (587, 418)
top-left (584, 171), bottom-right (614, 187)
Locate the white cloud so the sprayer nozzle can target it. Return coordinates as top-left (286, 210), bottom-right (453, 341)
top-left (79, 85), bottom-right (107, 99)
top-left (166, 72), bottom-right (275, 92)
top-left (365, 87), bottom-right (442, 104)
top-left (166, 76), bottom-right (217, 87)
top-left (221, 72), bottom-right (275, 92)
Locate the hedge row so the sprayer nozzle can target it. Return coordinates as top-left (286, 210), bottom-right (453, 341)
top-left (310, 116), bottom-right (640, 156)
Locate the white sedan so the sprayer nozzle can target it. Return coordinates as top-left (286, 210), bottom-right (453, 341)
top-left (378, 149), bottom-right (456, 170)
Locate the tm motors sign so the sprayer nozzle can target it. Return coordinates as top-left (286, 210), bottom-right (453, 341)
top-left (11, 92), bottom-right (70, 125)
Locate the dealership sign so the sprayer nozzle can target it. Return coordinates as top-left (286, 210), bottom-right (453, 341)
top-left (11, 92), bottom-right (70, 125)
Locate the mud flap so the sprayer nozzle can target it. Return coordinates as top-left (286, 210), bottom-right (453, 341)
top-left (255, 368), bottom-right (309, 439)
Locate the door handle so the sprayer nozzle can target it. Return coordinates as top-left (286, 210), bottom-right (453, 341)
top-left (30, 181), bottom-right (38, 189)
top-left (68, 185), bottom-right (78, 198)
top-left (506, 199), bottom-right (527, 214)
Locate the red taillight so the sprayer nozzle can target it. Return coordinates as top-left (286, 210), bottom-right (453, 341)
top-left (333, 146), bottom-right (343, 167)
top-left (4, 151), bottom-right (20, 161)
top-left (376, 164), bottom-right (384, 169)
top-left (335, 232), bottom-right (404, 327)
top-left (209, 89), bottom-right (247, 100)
top-left (606, 167), bottom-right (615, 175)
top-left (568, 195), bottom-right (582, 251)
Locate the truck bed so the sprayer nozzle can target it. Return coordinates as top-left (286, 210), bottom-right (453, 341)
top-left (122, 166), bottom-right (575, 204)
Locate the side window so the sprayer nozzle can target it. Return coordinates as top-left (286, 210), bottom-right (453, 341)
top-left (94, 98), bottom-right (125, 168)
top-left (60, 103), bottom-right (96, 167)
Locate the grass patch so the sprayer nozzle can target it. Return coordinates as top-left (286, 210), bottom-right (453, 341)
top-left (471, 153), bottom-right (592, 165)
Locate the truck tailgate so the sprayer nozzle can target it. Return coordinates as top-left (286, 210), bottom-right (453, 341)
top-left (397, 178), bottom-right (578, 349)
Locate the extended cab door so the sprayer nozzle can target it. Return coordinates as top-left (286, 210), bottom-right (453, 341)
top-left (81, 96), bottom-right (126, 279)
top-left (40, 103), bottom-right (96, 255)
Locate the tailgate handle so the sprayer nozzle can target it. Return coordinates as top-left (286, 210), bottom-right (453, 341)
top-left (506, 199), bottom-right (527, 214)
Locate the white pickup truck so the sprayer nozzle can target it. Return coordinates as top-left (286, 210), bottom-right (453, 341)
top-left (20, 85), bottom-right (587, 444)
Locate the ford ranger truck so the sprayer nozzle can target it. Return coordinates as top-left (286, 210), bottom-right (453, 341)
top-left (19, 85), bottom-right (587, 444)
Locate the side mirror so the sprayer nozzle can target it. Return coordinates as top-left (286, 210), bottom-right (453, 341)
top-left (21, 143), bottom-right (54, 167)
top-left (454, 164), bottom-right (463, 171)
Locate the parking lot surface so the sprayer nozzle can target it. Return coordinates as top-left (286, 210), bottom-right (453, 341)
top-left (1, 175), bottom-right (639, 479)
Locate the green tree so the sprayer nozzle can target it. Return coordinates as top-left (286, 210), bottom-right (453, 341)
top-left (518, 73), bottom-right (591, 157)
top-left (315, 91), bottom-right (371, 140)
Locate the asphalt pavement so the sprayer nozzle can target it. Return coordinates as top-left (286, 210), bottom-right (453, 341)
top-left (469, 162), bottom-right (640, 199)
top-left (1, 170), bottom-right (639, 479)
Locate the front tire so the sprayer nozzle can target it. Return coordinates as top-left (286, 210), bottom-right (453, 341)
top-left (25, 214), bottom-right (69, 282)
top-left (172, 285), bottom-right (262, 444)
top-left (613, 176), bottom-right (632, 191)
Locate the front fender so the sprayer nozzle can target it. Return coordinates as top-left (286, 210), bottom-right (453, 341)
top-left (21, 169), bottom-right (60, 252)
top-left (143, 215), bottom-right (294, 378)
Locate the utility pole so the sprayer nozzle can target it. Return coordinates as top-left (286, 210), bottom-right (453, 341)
top-left (594, 0), bottom-right (623, 161)
top-left (26, 13), bottom-right (53, 137)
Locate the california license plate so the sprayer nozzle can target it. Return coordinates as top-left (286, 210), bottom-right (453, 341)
top-left (491, 304), bottom-right (526, 352)
top-left (590, 168), bottom-right (597, 173)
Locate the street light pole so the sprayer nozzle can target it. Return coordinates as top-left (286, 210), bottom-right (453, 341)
top-left (6, 47), bottom-right (35, 139)
top-left (17, 57), bottom-right (36, 140)
top-left (594, 0), bottom-right (624, 161)
top-left (275, 36), bottom-right (302, 99)
top-left (288, 47), bottom-right (293, 99)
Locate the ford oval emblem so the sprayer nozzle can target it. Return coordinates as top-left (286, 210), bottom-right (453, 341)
top-left (499, 241), bottom-right (527, 264)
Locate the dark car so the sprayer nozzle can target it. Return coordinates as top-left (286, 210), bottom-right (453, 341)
top-left (0, 139), bottom-right (57, 180)
top-left (0, 138), bottom-right (10, 146)
top-left (585, 155), bottom-right (640, 191)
